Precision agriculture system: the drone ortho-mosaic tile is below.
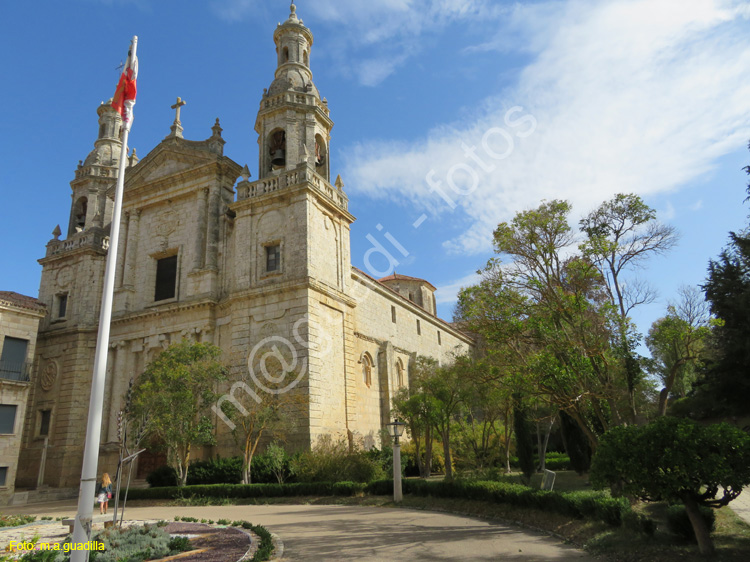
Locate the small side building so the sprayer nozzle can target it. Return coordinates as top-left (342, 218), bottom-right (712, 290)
top-left (0, 292), bottom-right (46, 505)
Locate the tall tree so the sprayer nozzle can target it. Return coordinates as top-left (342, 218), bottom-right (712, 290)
top-left (491, 200), bottom-right (621, 446)
top-left (698, 154), bottom-right (750, 416)
top-left (393, 356), bottom-right (440, 478)
top-left (646, 286), bottom-right (711, 416)
top-left (130, 341), bottom-right (227, 486)
top-left (217, 345), bottom-right (307, 484)
top-left (580, 193), bottom-right (679, 420)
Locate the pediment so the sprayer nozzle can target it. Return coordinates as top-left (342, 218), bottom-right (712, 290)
top-left (123, 141), bottom-right (218, 190)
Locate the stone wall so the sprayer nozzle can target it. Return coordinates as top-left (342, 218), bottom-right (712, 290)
top-left (0, 296), bottom-right (45, 502)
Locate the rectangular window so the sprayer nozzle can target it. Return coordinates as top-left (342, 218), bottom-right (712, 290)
top-left (39, 410), bottom-right (51, 437)
top-left (438, 330), bottom-right (442, 345)
top-left (0, 337), bottom-right (29, 380)
top-left (417, 319), bottom-right (421, 335)
top-left (0, 405), bottom-right (17, 434)
top-left (265, 244), bottom-right (281, 272)
top-left (0, 467), bottom-right (7, 487)
top-left (154, 255), bottom-right (178, 301)
top-left (57, 294), bottom-right (68, 318)
top-left (391, 306), bottom-right (396, 323)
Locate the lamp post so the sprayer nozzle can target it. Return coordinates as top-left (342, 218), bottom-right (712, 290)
top-left (386, 419), bottom-right (406, 503)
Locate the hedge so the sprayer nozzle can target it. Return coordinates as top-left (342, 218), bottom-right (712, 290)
top-left (366, 479), bottom-right (628, 526)
top-left (124, 479), bottom-right (639, 528)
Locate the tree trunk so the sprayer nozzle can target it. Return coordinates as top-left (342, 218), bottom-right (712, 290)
top-left (179, 444), bottom-right (191, 487)
top-left (657, 388), bottom-right (670, 417)
top-left (413, 432), bottom-right (424, 478)
top-left (442, 428), bottom-right (453, 481)
top-left (658, 361), bottom-right (685, 416)
top-left (423, 427), bottom-right (433, 478)
top-left (538, 417), bottom-right (554, 472)
top-left (682, 495), bottom-right (714, 555)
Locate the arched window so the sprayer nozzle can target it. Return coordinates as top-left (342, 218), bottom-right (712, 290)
top-left (99, 123), bottom-right (106, 139)
top-left (396, 359), bottom-right (405, 388)
top-left (303, 50), bottom-right (309, 66)
top-left (283, 46), bottom-right (289, 63)
top-left (361, 352), bottom-right (373, 387)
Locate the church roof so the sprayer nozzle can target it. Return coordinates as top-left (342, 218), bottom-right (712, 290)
top-left (0, 291), bottom-right (47, 313)
top-left (377, 272), bottom-right (437, 292)
top-left (353, 267), bottom-right (473, 340)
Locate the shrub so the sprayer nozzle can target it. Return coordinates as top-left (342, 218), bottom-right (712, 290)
top-left (167, 536), bottom-right (192, 553)
top-left (667, 505), bottom-right (716, 542)
top-left (264, 441), bottom-right (294, 484)
top-left (400, 441), bottom-right (445, 477)
top-left (291, 435), bottom-right (384, 483)
top-left (622, 510), bottom-right (657, 536)
top-left (187, 456), bottom-right (243, 485)
top-left (543, 453), bottom-right (571, 471)
top-left (591, 417), bottom-right (750, 554)
top-left (146, 465), bottom-right (178, 488)
top-left (87, 523), bottom-right (188, 562)
top-left (0, 514), bottom-right (36, 528)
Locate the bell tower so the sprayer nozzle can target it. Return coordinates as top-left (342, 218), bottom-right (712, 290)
top-left (67, 100), bottom-right (128, 237)
top-left (233, 2), bottom-right (353, 295)
top-left (256, 2), bottom-right (332, 181)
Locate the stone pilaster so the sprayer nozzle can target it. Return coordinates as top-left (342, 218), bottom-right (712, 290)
top-left (206, 187), bottom-right (221, 270)
top-left (194, 188), bottom-right (208, 270)
top-left (123, 209), bottom-right (140, 287)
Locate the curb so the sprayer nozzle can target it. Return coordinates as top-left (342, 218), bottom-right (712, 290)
top-left (269, 532), bottom-right (285, 561)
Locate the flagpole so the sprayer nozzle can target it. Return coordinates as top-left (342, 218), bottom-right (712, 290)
top-left (71, 36), bottom-right (137, 562)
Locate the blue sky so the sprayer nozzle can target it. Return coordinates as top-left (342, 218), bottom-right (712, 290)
top-left (2, 0), bottom-right (750, 347)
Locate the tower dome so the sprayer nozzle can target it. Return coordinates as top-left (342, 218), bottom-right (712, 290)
top-left (267, 3), bottom-right (319, 99)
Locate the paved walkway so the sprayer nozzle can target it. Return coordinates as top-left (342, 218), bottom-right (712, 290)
top-left (2, 501), bottom-right (595, 561)
top-left (729, 489), bottom-right (750, 525)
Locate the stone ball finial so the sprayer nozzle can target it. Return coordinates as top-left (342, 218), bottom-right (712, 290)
top-left (290, 3), bottom-right (296, 15)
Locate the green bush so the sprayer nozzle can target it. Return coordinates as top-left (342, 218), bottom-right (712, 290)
top-left (146, 465), bottom-right (178, 487)
top-left (332, 481), bottom-right (366, 496)
top-left (622, 510), bottom-right (657, 536)
top-left (291, 436), bottom-right (384, 483)
top-left (667, 505), bottom-right (716, 542)
top-left (187, 456), bottom-right (243, 485)
top-left (0, 514), bottom-right (36, 528)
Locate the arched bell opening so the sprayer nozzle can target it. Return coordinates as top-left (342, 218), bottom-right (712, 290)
top-left (72, 196), bottom-right (88, 233)
top-left (268, 129), bottom-right (287, 172)
top-left (303, 50), bottom-right (309, 67)
top-left (283, 46), bottom-right (289, 63)
top-left (315, 134), bottom-right (328, 180)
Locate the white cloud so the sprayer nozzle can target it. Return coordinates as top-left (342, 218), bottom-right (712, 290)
top-left (435, 271), bottom-right (482, 305)
top-left (342, 0), bottom-right (750, 252)
top-left (690, 199), bottom-right (704, 211)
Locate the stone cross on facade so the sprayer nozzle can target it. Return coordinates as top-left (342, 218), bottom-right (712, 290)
top-left (168, 97), bottom-right (187, 139)
top-left (171, 97), bottom-right (186, 124)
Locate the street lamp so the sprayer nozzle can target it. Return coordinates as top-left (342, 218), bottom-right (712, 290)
top-left (386, 419), bottom-right (406, 503)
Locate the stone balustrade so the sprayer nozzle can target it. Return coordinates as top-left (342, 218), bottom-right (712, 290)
top-left (261, 92), bottom-right (330, 116)
top-left (46, 229), bottom-right (109, 257)
top-left (236, 165), bottom-right (348, 211)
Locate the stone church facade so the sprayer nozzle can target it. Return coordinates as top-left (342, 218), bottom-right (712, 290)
top-left (17, 5), bottom-right (473, 488)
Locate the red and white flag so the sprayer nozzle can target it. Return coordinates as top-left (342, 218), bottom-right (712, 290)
top-left (112, 37), bottom-right (138, 130)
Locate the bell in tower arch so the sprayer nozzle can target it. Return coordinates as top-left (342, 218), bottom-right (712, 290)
top-left (269, 130), bottom-right (286, 168)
